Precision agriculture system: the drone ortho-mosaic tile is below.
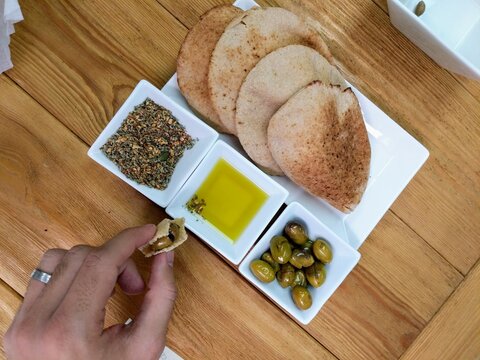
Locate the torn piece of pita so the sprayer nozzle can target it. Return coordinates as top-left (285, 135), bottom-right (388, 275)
top-left (267, 81), bottom-right (371, 213)
top-left (139, 218), bottom-right (188, 257)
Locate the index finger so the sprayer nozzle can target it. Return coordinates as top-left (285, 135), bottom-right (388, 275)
top-left (53, 224), bottom-right (156, 334)
top-left (100, 224), bottom-right (156, 267)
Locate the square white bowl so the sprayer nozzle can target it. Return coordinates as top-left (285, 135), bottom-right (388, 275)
top-left (166, 140), bottom-right (289, 265)
top-left (388, 0), bottom-right (480, 80)
top-left (239, 202), bottom-right (361, 325)
top-left (88, 80), bottom-right (219, 207)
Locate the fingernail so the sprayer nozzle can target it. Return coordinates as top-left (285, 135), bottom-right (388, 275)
top-left (166, 251), bottom-right (174, 267)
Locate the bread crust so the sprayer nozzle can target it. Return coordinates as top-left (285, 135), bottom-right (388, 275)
top-left (177, 5), bottom-right (242, 132)
top-left (236, 45), bottom-right (345, 175)
top-left (267, 81), bottom-right (371, 212)
top-left (139, 218), bottom-right (188, 257)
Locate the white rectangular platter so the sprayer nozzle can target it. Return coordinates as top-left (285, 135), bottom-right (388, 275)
top-left (162, 0), bottom-right (429, 249)
top-left (163, 75), bottom-right (429, 249)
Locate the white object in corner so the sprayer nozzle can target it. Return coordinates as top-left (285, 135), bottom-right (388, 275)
top-left (387, 0), bottom-right (480, 80)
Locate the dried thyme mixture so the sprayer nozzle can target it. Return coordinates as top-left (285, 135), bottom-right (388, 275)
top-left (186, 194), bottom-right (206, 215)
top-left (101, 98), bottom-right (195, 190)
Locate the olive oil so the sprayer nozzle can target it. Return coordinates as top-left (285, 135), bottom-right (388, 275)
top-left (192, 158), bottom-right (268, 242)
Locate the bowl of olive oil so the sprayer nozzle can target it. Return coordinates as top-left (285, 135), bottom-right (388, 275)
top-left (166, 140), bottom-right (288, 264)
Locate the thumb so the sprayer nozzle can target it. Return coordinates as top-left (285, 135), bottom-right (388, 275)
top-left (131, 252), bottom-right (176, 349)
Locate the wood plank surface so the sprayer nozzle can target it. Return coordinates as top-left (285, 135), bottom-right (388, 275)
top-left (1, 0), bottom-right (479, 359)
top-left (0, 281), bottom-right (21, 360)
top-left (401, 260), bottom-right (480, 360)
top-left (0, 74), bottom-right (333, 359)
top-left (159, 0), bottom-right (275, 28)
top-left (304, 212), bottom-right (462, 359)
top-left (451, 73), bottom-right (480, 102)
top-left (7, 0), bottom-right (186, 145)
top-left (2, 28), bottom-right (466, 358)
top-left (7, 0), bottom-right (479, 278)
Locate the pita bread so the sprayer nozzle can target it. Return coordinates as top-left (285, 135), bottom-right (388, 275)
top-left (177, 5), bottom-right (243, 132)
top-left (139, 218), bottom-right (188, 257)
top-left (236, 45), bottom-right (346, 175)
top-left (208, 7), bottom-right (333, 134)
top-left (267, 81), bottom-right (371, 212)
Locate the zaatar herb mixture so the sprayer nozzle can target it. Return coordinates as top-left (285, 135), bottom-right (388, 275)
top-left (101, 98), bottom-right (195, 190)
top-left (186, 194), bottom-right (206, 215)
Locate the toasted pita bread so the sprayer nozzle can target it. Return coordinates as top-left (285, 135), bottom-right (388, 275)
top-left (139, 218), bottom-right (188, 257)
top-left (177, 5), bottom-right (243, 132)
top-left (236, 45), bottom-right (346, 175)
top-left (208, 7), bottom-right (333, 134)
top-left (267, 81), bottom-right (371, 212)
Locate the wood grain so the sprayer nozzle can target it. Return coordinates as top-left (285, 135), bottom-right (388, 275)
top-left (303, 211), bottom-right (462, 359)
top-left (451, 73), bottom-right (480, 102)
top-left (0, 74), bottom-right (333, 359)
top-left (401, 260), bottom-right (480, 360)
top-left (7, 0), bottom-right (186, 145)
top-left (372, 0), bottom-right (389, 12)
top-left (1, 0), bottom-right (478, 359)
top-left (158, 0), bottom-right (275, 28)
top-left (0, 280), bottom-right (21, 360)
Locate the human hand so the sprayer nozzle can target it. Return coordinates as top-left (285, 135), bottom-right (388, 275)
top-left (4, 224), bottom-right (176, 360)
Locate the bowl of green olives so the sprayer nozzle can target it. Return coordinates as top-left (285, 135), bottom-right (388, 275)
top-left (239, 202), bottom-right (361, 325)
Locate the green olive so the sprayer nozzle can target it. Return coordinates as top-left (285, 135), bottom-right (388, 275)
top-left (149, 236), bottom-right (173, 252)
top-left (261, 251), bottom-right (280, 273)
top-left (303, 240), bottom-right (314, 251)
top-left (289, 249), bottom-right (303, 268)
top-left (276, 263), bottom-right (295, 288)
top-left (289, 249), bottom-right (315, 269)
top-left (291, 286), bottom-right (312, 310)
top-left (270, 235), bottom-right (292, 264)
top-left (305, 262), bottom-right (326, 288)
top-left (284, 222), bottom-right (308, 245)
top-left (249, 260), bottom-right (275, 283)
top-left (292, 269), bottom-right (307, 287)
top-left (312, 239), bottom-right (333, 264)
top-left (303, 250), bottom-right (315, 267)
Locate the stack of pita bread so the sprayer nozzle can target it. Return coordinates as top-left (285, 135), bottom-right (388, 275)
top-left (177, 5), bottom-right (371, 213)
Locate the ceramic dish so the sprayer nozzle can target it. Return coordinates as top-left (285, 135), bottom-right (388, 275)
top-left (166, 140), bottom-right (288, 265)
top-left (388, 0), bottom-right (480, 80)
top-left (239, 202), bottom-right (361, 325)
top-left (88, 80), bottom-right (218, 207)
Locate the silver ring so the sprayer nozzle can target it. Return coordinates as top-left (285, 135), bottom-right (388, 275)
top-left (31, 268), bottom-right (52, 284)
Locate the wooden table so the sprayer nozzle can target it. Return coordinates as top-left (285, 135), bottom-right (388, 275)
top-left (1, 0), bottom-right (479, 359)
